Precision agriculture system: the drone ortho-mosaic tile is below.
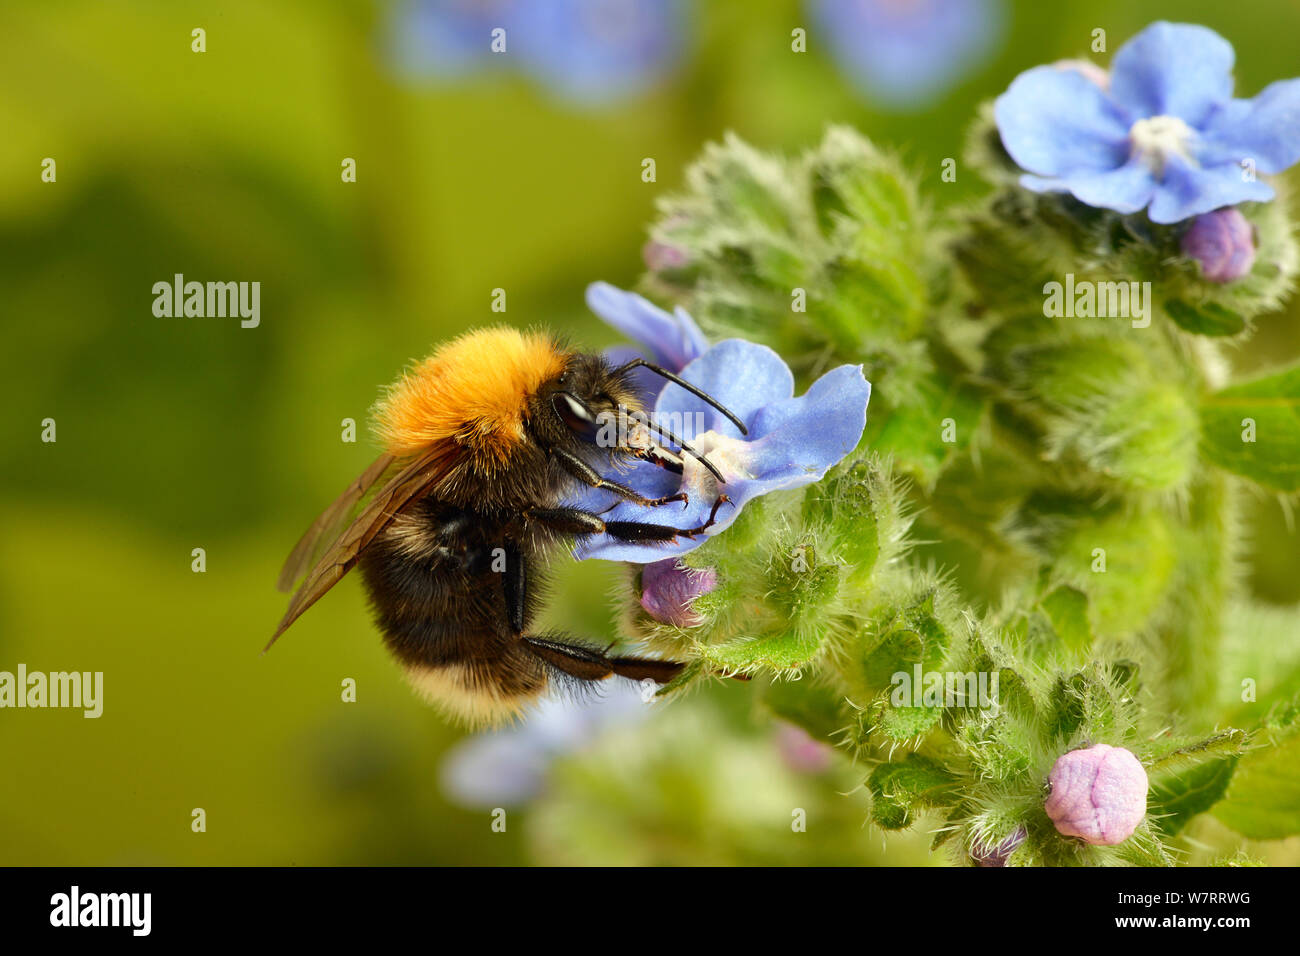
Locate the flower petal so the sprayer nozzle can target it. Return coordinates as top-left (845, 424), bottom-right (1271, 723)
top-left (1200, 78), bottom-right (1300, 174)
top-left (1107, 21), bottom-right (1235, 126)
top-left (440, 733), bottom-right (552, 808)
top-left (569, 454), bottom-right (720, 562)
top-left (1147, 155), bottom-right (1274, 224)
top-left (586, 281), bottom-right (709, 371)
top-left (813, 0), bottom-right (1003, 110)
top-left (655, 339), bottom-right (795, 438)
top-left (994, 65), bottom-right (1131, 177)
top-left (388, 0), bottom-right (497, 80)
top-left (510, 0), bottom-right (682, 106)
top-left (1020, 157), bottom-right (1157, 215)
top-left (602, 345), bottom-right (663, 403)
top-left (710, 365), bottom-right (870, 514)
top-left (576, 363), bottom-right (870, 563)
top-left (746, 363), bottom-right (871, 454)
top-left (439, 683), bottom-right (648, 807)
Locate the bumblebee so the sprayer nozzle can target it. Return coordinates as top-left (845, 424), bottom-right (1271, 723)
top-left (270, 327), bottom-right (743, 725)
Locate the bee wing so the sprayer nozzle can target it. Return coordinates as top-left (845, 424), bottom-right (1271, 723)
top-left (276, 453), bottom-right (397, 593)
top-left (266, 444), bottom-right (459, 651)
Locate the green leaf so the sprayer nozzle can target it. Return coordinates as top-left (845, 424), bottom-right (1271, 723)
top-left (931, 805), bottom-right (969, 851)
top-left (687, 132), bottom-right (797, 235)
top-left (1201, 364), bottom-right (1300, 491)
top-left (866, 375), bottom-right (984, 488)
top-left (760, 677), bottom-right (847, 742)
top-left (1040, 585), bottom-right (1093, 657)
top-left (658, 659), bottom-right (704, 698)
top-left (868, 754), bottom-right (958, 830)
top-left (803, 459), bottom-right (880, 580)
top-left (701, 628), bottom-right (825, 673)
top-left (1044, 673), bottom-right (1089, 741)
top-left (858, 592), bottom-right (951, 689)
top-left (1002, 338), bottom-right (1198, 491)
top-left (1165, 299), bottom-right (1247, 336)
top-left (1148, 758), bottom-right (1239, 835)
top-left (880, 704), bottom-right (942, 741)
top-left (1145, 729), bottom-right (1251, 772)
top-left (994, 667), bottom-right (1039, 719)
top-left (1218, 602), bottom-right (1300, 722)
top-left (1212, 734), bottom-right (1300, 839)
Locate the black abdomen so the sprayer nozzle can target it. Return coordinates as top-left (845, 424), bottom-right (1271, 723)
top-left (357, 499), bottom-right (548, 724)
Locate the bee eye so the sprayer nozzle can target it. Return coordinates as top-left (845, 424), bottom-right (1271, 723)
top-left (552, 392), bottom-right (598, 438)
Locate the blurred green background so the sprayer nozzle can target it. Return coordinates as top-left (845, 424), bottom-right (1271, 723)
top-left (2, 0), bottom-right (1298, 865)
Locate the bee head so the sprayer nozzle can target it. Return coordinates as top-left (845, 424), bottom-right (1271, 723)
top-left (531, 351), bottom-right (744, 483)
top-left (529, 353), bottom-right (646, 456)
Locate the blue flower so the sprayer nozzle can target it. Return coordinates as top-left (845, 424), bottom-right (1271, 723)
top-left (811, 0), bottom-right (1004, 110)
top-left (575, 286), bottom-right (872, 563)
top-left (387, 0), bottom-right (510, 80)
top-left (995, 21), bottom-right (1300, 224)
top-left (387, 0), bottom-right (685, 106)
top-left (440, 682), bottom-right (649, 808)
top-left (586, 280), bottom-right (708, 396)
top-left (511, 0), bottom-right (685, 106)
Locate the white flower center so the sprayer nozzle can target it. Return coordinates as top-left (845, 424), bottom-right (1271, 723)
top-left (679, 430), bottom-right (755, 497)
top-left (1128, 115), bottom-right (1195, 176)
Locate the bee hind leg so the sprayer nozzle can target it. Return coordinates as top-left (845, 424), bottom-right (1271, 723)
top-left (499, 539), bottom-right (683, 688)
top-left (521, 635), bottom-right (684, 685)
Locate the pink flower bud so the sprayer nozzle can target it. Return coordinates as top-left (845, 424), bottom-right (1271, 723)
top-left (639, 559), bottom-right (717, 627)
top-left (642, 238), bottom-right (690, 273)
top-left (1045, 744), bottom-right (1147, 846)
top-left (971, 826), bottom-right (1026, 867)
top-left (1181, 207), bottom-right (1256, 283)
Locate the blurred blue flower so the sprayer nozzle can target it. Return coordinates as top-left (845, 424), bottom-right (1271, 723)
top-left (440, 681), bottom-right (649, 808)
top-left (575, 286), bottom-right (871, 563)
top-left (512, 0), bottom-right (685, 106)
top-left (995, 21), bottom-right (1300, 224)
top-left (811, 0), bottom-right (1004, 110)
top-left (388, 0), bottom-right (511, 80)
top-left (388, 0), bottom-right (685, 106)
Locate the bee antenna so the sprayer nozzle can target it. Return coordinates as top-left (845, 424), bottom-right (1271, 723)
top-left (616, 358), bottom-right (749, 436)
top-left (637, 414), bottom-right (726, 484)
